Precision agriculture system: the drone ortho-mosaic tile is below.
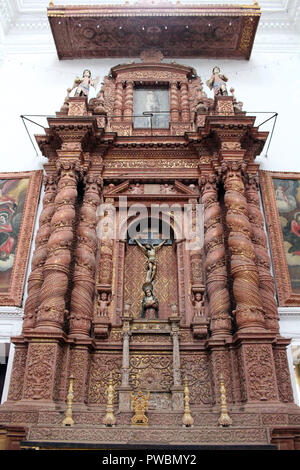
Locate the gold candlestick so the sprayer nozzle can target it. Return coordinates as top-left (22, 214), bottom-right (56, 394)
top-left (182, 376), bottom-right (194, 427)
top-left (103, 373), bottom-right (117, 426)
top-left (218, 373), bottom-right (232, 427)
top-left (62, 374), bottom-right (75, 426)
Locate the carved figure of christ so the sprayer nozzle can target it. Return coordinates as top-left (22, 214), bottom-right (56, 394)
top-left (134, 239), bottom-right (167, 282)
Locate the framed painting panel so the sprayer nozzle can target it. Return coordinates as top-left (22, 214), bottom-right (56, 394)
top-left (0, 170), bottom-right (43, 306)
top-left (133, 87), bottom-right (170, 129)
top-left (260, 170), bottom-right (300, 306)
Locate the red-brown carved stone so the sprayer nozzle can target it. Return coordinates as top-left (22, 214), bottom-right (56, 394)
top-left (245, 172), bottom-right (279, 332)
top-left (22, 171), bottom-right (57, 332)
top-left (35, 159), bottom-right (81, 333)
top-left (1, 55), bottom-right (300, 448)
top-left (199, 173), bottom-right (231, 336)
top-left (69, 172), bottom-right (103, 338)
top-left (7, 343), bottom-right (28, 402)
top-left (220, 161), bottom-right (265, 331)
top-left (22, 342), bottom-right (63, 402)
top-left (236, 342), bottom-right (279, 403)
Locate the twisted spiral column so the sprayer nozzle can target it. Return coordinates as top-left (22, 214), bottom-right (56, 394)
top-left (180, 82), bottom-right (190, 122)
top-left (170, 82), bottom-right (179, 122)
top-left (35, 159), bottom-right (81, 333)
top-left (22, 173), bottom-right (57, 333)
top-left (199, 173), bottom-right (231, 336)
top-left (220, 161), bottom-right (265, 331)
top-left (245, 174), bottom-right (279, 332)
top-left (113, 81), bottom-right (124, 121)
top-left (123, 81), bottom-right (134, 121)
top-left (69, 173), bottom-right (103, 338)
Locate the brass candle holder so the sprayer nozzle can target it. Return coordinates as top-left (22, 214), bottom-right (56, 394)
top-left (103, 373), bottom-right (117, 426)
top-left (182, 376), bottom-right (194, 427)
top-left (62, 374), bottom-right (75, 427)
top-left (218, 373), bottom-right (232, 427)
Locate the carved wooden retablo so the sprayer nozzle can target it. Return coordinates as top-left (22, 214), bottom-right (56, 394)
top-left (1, 36), bottom-right (300, 451)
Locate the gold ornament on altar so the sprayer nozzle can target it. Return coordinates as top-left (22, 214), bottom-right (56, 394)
top-left (103, 373), bottom-right (117, 427)
top-left (218, 373), bottom-right (232, 427)
top-left (130, 390), bottom-right (150, 426)
top-left (182, 376), bottom-right (194, 427)
top-left (62, 375), bottom-right (75, 427)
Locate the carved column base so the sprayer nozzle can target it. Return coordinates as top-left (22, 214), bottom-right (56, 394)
top-left (210, 318), bottom-right (232, 337)
top-left (273, 337), bottom-right (295, 404)
top-left (21, 338), bottom-right (65, 405)
top-left (170, 385), bottom-right (184, 411)
top-left (7, 339), bottom-right (28, 403)
top-left (234, 305), bottom-right (266, 332)
top-left (207, 340), bottom-right (233, 407)
top-left (69, 344), bottom-right (91, 405)
top-left (117, 386), bottom-right (132, 412)
top-left (192, 318), bottom-right (209, 339)
top-left (233, 332), bottom-right (280, 405)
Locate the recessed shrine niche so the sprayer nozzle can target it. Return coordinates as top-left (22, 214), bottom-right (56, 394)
top-left (124, 217), bottom-right (178, 321)
top-left (87, 48), bottom-right (213, 137)
top-left (133, 85), bottom-right (170, 129)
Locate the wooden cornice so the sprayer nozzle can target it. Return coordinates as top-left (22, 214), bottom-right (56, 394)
top-left (48, 2), bottom-right (260, 60)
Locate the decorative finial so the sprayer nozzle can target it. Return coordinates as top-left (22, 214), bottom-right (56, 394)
top-left (62, 375), bottom-right (75, 426)
top-left (182, 376), bottom-right (194, 427)
top-left (218, 373), bottom-right (232, 427)
top-left (49, 1), bottom-right (54, 6)
top-left (103, 373), bottom-right (117, 426)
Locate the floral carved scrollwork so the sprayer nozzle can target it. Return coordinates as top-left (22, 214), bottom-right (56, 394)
top-left (88, 354), bottom-right (122, 404)
top-left (220, 161), bottom-right (265, 330)
top-left (69, 173), bottom-right (103, 338)
top-left (23, 172), bottom-right (58, 332)
top-left (36, 160), bottom-right (82, 333)
top-left (243, 344), bottom-right (278, 401)
top-left (273, 347), bottom-right (294, 403)
top-left (7, 345), bottom-right (28, 401)
top-left (199, 173), bottom-right (231, 335)
top-left (181, 354), bottom-right (213, 405)
top-left (22, 343), bottom-right (59, 400)
top-left (245, 174), bottom-right (279, 332)
top-left (129, 355), bottom-right (173, 392)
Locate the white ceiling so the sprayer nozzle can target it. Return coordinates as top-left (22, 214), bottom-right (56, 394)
top-left (1, 0), bottom-right (299, 53)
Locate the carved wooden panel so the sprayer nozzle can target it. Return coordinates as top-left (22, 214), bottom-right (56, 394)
top-left (129, 353), bottom-right (173, 392)
top-left (48, 4), bottom-right (260, 60)
top-left (181, 353), bottom-right (213, 405)
top-left (88, 353), bottom-right (122, 404)
top-left (124, 243), bottom-right (178, 319)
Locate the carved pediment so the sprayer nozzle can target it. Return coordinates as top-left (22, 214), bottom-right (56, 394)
top-left (103, 180), bottom-right (199, 197)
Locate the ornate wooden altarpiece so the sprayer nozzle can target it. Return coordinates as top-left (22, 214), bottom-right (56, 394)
top-left (0, 48), bottom-right (300, 450)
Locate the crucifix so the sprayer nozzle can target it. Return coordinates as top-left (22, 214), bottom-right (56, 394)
top-left (133, 238), bottom-right (169, 283)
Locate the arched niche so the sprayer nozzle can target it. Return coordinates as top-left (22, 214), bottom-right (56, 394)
top-left (112, 211), bottom-right (194, 325)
